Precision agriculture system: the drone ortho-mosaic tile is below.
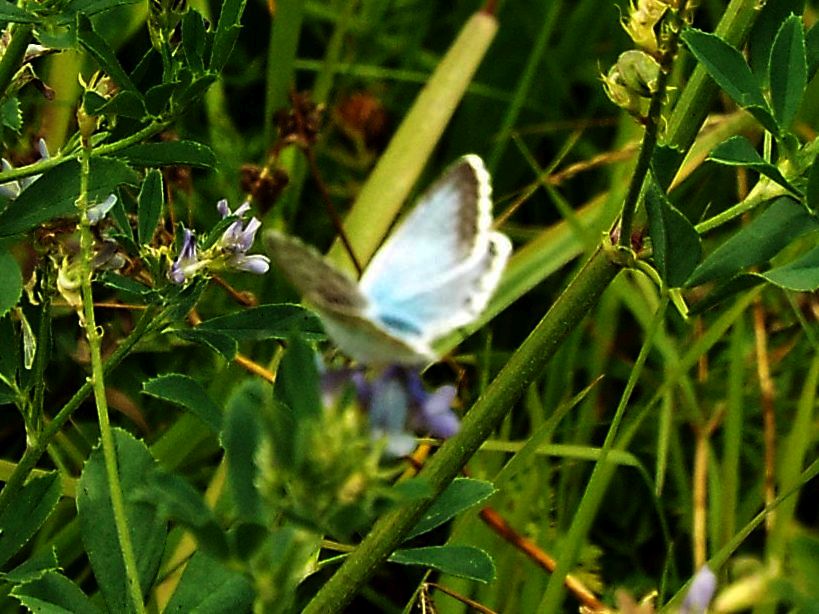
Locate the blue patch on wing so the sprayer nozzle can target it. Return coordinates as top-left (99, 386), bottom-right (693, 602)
top-left (377, 314), bottom-right (424, 336)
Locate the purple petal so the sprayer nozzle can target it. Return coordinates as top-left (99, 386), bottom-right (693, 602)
top-left (229, 254), bottom-right (270, 274)
top-left (37, 138), bottom-right (49, 160)
top-left (234, 202), bottom-right (251, 217)
top-left (169, 228), bottom-right (199, 283)
top-left (216, 199), bottom-right (230, 218)
top-left (419, 385), bottom-right (459, 438)
top-left (682, 565), bottom-right (717, 614)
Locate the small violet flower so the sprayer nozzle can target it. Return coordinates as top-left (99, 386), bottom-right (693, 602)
top-left (169, 199), bottom-right (270, 284)
top-left (681, 565), bottom-right (717, 614)
top-left (216, 199), bottom-right (270, 275)
top-left (322, 364), bottom-right (461, 457)
top-left (170, 228), bottom-right (200, 284)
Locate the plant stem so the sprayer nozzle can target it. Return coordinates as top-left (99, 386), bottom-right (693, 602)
top-left (0, 22), bottom-right (34, 99)
top-left (617, 3), bottom-right (686, 247)
top-left (303, 247), bottom-right (621, 614)
top-left (0, 119), bottom-right (170, 184)
top-left (76, 141), bottom-right (145, 613)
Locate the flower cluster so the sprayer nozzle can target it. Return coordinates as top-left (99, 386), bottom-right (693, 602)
top-left (169, 199), bottom-right (270, 284)
top-left (322, 364), bottom-right (460, 457)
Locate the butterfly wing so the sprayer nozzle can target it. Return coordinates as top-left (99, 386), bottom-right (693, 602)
top-left (360, 155), bottom-right (492, 299)
top-left (359, 155), bottom-right (510, 341)
top-left (264, 230), bottom-right (434, 365)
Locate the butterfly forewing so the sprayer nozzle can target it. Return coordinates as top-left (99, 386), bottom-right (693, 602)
top-left (359, 154), bottom-right (492, 303)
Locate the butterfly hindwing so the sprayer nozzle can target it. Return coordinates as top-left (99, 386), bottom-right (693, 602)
top-left (264, 230), bottom-right (433, 364)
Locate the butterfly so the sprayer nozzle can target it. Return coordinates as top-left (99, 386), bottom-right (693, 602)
top-left (264, 154), bottom-right (512, 366)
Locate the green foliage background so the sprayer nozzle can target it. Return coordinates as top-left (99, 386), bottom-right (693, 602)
top-left (1, 0), bottom-right (819, 612)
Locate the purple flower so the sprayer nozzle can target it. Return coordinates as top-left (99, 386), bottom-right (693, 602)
top-left (216, 199), bottom-right (270, 274)
top-left (682, 565), bottom-right (717, 614)
top-left (169, 228), bottom-right (199, 283)
top-left (321, 364), bottom-right (461, 457)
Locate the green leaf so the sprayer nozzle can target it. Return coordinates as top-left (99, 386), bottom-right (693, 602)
top-left (3, 547), bottom-right (60, 583)
top-left (11, 571), bottom-right (103, 614)
top-left (76, 13), bottom-right (139, 93)
top-left (687, 197), bottom-right (819, 286)
top-left (145, 82), bottom-right (178, 116)
top-left (97, 272), bottom-right (153, 298)
top-left (142, 374), bottom-right (223, 435)
top-left (749, 0), bottom-right (806, 79)
top-left (808, 156), bottom-right (819, 213)
top-left (707, 135), bottom-right (800, 195)
top-left (196, 304), bottom-right (325, 342)
top-left (1, 97), bottom-right (22, 134)
top-left (137, 169), bottom-right (163, 245)
top-left (222, 380), bottom-right (266, 523)
top-left (651, 144), bottom-right (684, 191)
top-left (63, 0), bottom-right (142, 17)
top-left (164, 552), bottom-right (254, 613)
top-left (681, 28), bottom-right (778, 133)
top-left (757, 244), bottom-right (819, 290)
top-left (0, 157), bottom-right (138, 237)
top-left (77, 429), bottom-right (166, 613)
top-left (84, 90), bottom-right (147, 120)
top-left (274, 337), bottom-right (321, 422)
top-left (173, 328), bottom-right (238, 361)
top-left (0, 4), bottom-right (38, 22)
top-left (210, 0), bottom-right (248, 73)
top-left (390, 545), bottom-right (496, 583)
top-left (115, 140), bottom-right (216, 169)
top-left (0, 249), bottom-right (22, 317)
top-left (769, 14), bottom-right (807, 130)
top-left (182, 10), bottom-right (208, 74)
top-left (644, 178), bottom-right (702, 287)
top-left (407, 478), bottom-right (496, 540)
top-left (681, 28), bottom-right (767, 109)
top-left (0, 473), bottom-right (61, 567)
top-left (133, 470), bottom-right (229, 559)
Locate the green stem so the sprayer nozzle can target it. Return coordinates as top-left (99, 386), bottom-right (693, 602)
top-left (538, 295), bottom-right (669, 610)
top-left (0, 22), bottom-right (34, 99)
top-left (30, 263), bottom-right (53, 439)
top-left (617, 4), bottom-right (686, 247)
top-left (0, 306), bottom-right (155, 515)
top-left (0, 119), bottom-right (170, 184)
top-left (303, 247), bottom-right (621, 614)
top-left (76, 140), bottom-right (145, 613)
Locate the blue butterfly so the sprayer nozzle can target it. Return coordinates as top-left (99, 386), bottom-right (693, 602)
top-left (264, 155), bottom-right (511, 365)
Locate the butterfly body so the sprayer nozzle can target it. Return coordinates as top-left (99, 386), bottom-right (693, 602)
top-left (265, 155), bottom-right (511, 365)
